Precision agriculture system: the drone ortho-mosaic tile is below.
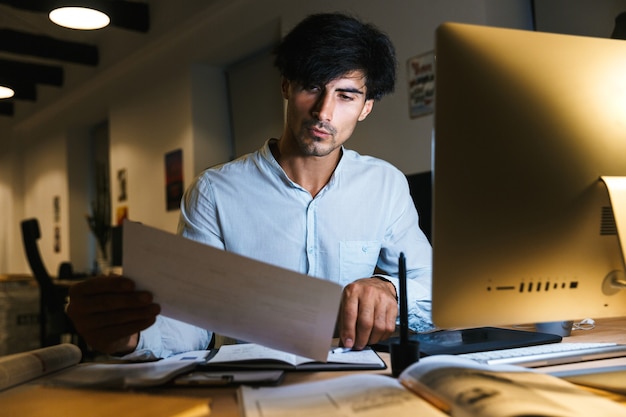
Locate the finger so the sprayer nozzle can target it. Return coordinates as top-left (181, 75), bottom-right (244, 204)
top-left (71, 303), bottom-right (160, 353)
top-left (82, 318), bottom-right (157, 354)
top-left (67, 290), bottom-right (155, 315)
top-left (73, 303), bottom-right (161, 332)
top-left (367, 302), bottom-right (397, 344)
top-left (353, 299), bottom-right (377, 349)
top-left (69, 276), bottom-right (136, 297)
top-left (366, 310), bottom-right (387, 344)
top-left (338, 292), bottom-right (359, 349)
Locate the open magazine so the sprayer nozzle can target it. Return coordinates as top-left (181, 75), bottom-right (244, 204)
top-left (0, 343), bottom-right (82, 391)
top-left (1, 342), bottom-right (384, 391)
top-left (199, 343), bottom-right (386, 371)
top-left (0, 343), bottom-right (209, 390)
top-left (238, 355), bottom-right (626, 417)
top-left (0, 344), bottom-right (211, 417)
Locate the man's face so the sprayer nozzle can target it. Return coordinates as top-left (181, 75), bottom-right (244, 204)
top-left (282, 70), bottom-right (374, 158)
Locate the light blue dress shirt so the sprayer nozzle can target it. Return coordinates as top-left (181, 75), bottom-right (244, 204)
top-left (134, 139), bottom-right (433, 358)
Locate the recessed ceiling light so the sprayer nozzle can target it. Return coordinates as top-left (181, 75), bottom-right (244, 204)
top-left (0, 86), bottom-right (15, 99)
top-left (49, 6), bottom-right (111, 30)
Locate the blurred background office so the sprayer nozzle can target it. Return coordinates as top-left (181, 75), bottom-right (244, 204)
top-left (0, 0), bottom-right (623, 277)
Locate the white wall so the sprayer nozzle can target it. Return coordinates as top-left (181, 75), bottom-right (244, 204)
top-left (109, 67), bottom-right (193, 234)
top-left (0, 146), bottom-right (22, 271)
top-left (2, 0), bottom-right (535, 274)
top-left (20, 134), bottom-right (71, 274)
top-left (191, 65), bottom-right (234, 173)
top-left (534, 0), bottom-right (625, 37)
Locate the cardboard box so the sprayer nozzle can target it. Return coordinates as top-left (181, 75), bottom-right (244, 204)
top-left (0, 278), bottom-right (40, 355)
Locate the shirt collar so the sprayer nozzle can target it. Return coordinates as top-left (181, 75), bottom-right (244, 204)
top-left (259, 138), bottom-right (346, 194)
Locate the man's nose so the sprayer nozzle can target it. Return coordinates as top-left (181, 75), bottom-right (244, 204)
top-left (312, 92), bottom-right (334, 121)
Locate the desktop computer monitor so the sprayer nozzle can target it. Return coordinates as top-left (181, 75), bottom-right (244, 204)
top-left (431, 22), bottom-right (626, 329)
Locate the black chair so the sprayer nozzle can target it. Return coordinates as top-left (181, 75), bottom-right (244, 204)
top-left (20, 218), bottom-right (82, 348)
top-left (406, 171), bottom-right (432, 243)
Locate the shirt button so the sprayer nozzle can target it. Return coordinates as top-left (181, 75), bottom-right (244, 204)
top-left (362, 246), bottom-right (368, 253)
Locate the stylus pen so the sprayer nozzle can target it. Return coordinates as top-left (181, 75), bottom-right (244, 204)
top-left (399, 252), bottom-right (408, 345)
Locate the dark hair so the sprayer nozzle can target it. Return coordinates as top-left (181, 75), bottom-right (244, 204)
top-left (274, 13), bottom-right (396, 101)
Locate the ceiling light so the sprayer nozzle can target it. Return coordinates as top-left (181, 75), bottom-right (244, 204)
top-left (0, 85), bottom-right (15, 99)
top-left (49, 6), bottom-right (110, 30)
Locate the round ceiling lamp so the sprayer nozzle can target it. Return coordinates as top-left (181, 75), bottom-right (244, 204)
top-left (49, 6), bottom-right (111, 30)
top-left (0, 86), bottom-right (15, 99)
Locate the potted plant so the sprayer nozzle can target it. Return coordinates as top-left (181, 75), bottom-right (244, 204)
top-left (86, 162), bottom-right (111, 273)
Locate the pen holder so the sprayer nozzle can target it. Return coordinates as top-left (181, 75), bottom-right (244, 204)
top-left (390, 341), bottom-right (420, 377)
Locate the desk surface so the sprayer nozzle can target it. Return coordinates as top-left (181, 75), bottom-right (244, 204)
top-left (159, 316), bottom-right (626, 417)
top-left (0, 273), bottom-right (89, 287)
top-left (2, 316), bottom-right (625, 417)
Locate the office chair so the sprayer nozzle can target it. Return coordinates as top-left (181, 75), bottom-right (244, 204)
top-left (20, 218), bottom-right (82, 349)
top-left (406, 171), bottom-right (432, 243)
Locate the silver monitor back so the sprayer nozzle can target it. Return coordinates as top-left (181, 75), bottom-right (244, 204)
top-left (432, 22), bottom-right (626, 328)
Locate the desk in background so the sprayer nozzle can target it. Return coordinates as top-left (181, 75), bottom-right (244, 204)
top-left (562, 316), bottom-right (626, 344)
top-left (0, 273), bottom-right (88, 355)
top-left (0, 274), bottom-right (39, 355)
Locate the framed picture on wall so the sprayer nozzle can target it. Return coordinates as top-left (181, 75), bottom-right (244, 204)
top-left (165, 149), bottom-right (184, 211)
top-left (117, 168), bottom-right (127, 202)
top-left (116, 206), bottom-right (128, 226)
top-left (53, 195), bottom-right (60, 223)
top-left (54, 226), bottom-right (60, 253)
top-left (407, 51), bottom-right (435, 119)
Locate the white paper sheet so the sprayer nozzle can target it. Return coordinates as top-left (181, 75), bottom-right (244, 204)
top-left (238, 374), bottom-right (447, 417)
top-left (122, 220), bottom-right (342, 361)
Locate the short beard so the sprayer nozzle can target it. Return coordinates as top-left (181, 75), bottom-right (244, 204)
top-left (298, 121), bottom-right (337, 156)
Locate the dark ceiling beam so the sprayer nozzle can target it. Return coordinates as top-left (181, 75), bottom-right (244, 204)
top-left (104, 0), bottom-right (150, 33)
top-left (0, 101), bottom-right (14, 117)
top-left (0, 61), bottom-right (62, 113)
top-left (0, 81), bottom-right (37, 101)
top-left (0, 29), bottom-right (98, 65)
top-left (0, 58), bottom-right (63, 102)
top-left (0, 0), bottom-right (149, 33)
top-left (0, 59), bottom-right (64, 86)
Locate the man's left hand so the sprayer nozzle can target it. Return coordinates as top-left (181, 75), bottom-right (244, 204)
top-left (338, 277), bottom-right (398, 350)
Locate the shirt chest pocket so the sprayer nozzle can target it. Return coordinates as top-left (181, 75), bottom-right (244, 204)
top-left (339, 241), bottom-right (381, 284)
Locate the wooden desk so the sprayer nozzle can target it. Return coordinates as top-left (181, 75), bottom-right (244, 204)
top-left (0, 273), bottom-right (35, 282)
top-left (562, 316), bottom-right (626, 344)
top-left (156, 317), bottom-right (626, 416)
top-left (152, 353), bottom-right (394, 417)
top-left (2, 317), bottom-right (625, 417)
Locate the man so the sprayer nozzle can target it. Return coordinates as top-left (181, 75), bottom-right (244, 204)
top-left (67, 12), bottom-right (433, 358)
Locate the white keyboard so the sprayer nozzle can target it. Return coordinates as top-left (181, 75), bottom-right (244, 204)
top-left (458, 342), bottom-right (626, 367)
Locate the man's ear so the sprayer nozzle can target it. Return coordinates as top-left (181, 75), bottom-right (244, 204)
top-left (281, 77), bottom-right (290, 99)
top-left (358, 99), bottom-right (374, 121)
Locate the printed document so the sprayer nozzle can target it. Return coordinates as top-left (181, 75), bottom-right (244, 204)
top-left (122, 221), bottom-right (342, 361)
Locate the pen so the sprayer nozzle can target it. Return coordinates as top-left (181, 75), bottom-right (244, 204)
top-left (400, 377), bottom-right (452, 415)
top-left (331, 347), bottom-right (352, 354)
top-left (399, 252), bottom-right (408, 345)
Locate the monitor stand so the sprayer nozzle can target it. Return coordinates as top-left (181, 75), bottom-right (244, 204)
top-left (601, 176), bottom-right (626, 292)
top-left (372, 327), bottom-right (562, 356)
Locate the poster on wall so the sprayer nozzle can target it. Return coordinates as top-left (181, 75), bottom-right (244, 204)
top-left (407, 51), bottom-right (435, 119)
top-left (53, 196), bottom-right (60, 252)
top-left (116, 206), bottom-right (128, 226)
top-left (54, 226), bottom-right (60, 253)
top-left (117, 168), bottom-right (127, 202)
top-left (165, 149), bottom-right (184, 211)
top-left (53, 196), bottom-right (60, 223)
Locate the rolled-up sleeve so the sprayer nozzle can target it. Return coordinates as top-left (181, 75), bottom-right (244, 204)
top-left (127, 316), bottom-right (212, 359)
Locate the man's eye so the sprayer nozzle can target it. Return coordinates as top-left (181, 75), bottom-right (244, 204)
top-left (305, 85), bottom-right (321, 93)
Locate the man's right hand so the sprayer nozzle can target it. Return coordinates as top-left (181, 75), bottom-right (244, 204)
top-left (66, 275), bottom-right (160, 355)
